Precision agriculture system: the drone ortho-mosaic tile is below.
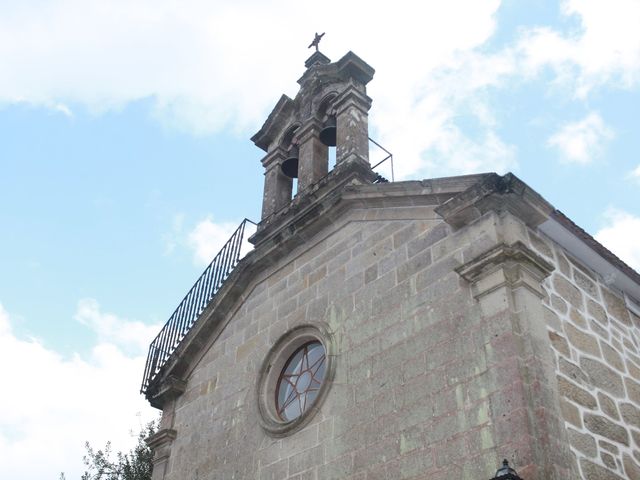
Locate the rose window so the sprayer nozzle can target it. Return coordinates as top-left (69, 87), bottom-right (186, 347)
top-left (276, 341), bottom-right (327, 421)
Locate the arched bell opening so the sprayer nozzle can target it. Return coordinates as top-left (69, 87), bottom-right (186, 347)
top-left (280, 125), bottom-right (300, 197)
top-left (317, 94), bottom-right (337, 172)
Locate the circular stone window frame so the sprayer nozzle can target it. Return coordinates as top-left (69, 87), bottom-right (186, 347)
top-left (256, 323), bottom-right (335, 437)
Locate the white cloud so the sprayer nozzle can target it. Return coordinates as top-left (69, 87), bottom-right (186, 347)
top-left (518, 0), bottom-right (640, 97)
top-left (0, 302), bottom-right (157, 480)
top-left (0, 0), bottom-right (638, 179)
top-left (187, 216), bottom-right (255, 266)
top-left (547, 112), bottom-right (613, 164)
top-left (74, 298), bottom-right (160, 353)
top-left (630, 164), bottom-right (640, 182)
top-left (595, 208), bottom-right (640, 272)
top-left (0, 0), bottom-right (517, 178)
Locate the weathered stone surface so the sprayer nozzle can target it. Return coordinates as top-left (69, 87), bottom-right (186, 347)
top-left (601, 287), bottom-right (632, 327)
top-left (626, 377), bottom-right (640, 404)
top-left (601, 342), bottom-right (625, 372)
top-left (561, 398), bottom-right (583, 428)
top-left (554, 275), bottom-right (584, 310)
top-left (598, 440), bottom-right (619, 454)
top-left (601, 452), bottom-right (616, 469)
top-left (571, 308), bottom-right (588, 328)
top-left (568, 428), bottom-right (597, 457)
top-left (624, 454), bottom-right (640, 480)
top-left (565, 323), bottom-right (600, 357)
top-left (549, 330), bottom-right (570, 357)
top-left (628, 361), bottom-right (640, 381)
top-left (558, 376), bottom-right (597, 409)
top-left (574, 269), bottom-right (599, 299)
top-left (551, 293), bottom-right (568, 315)
top-left (529, 231), bottom-right (553, 259)
top-left (590, 320), bottom-right (609, 341)
top-left (588, 299), bottom-right (608, 325)
top-left (598, 392), bottom-right (620, 420)
top-left (620, 403), bottom-right (640, 429)
top-left (625, 337), bottom-right (638, 354)
top-left (580, 459), bottom-right (625, 480)
top-left (556, 250), bottom-right (571, 277)
top-left (584, 413), bottom-right (629, 445)
top-left (581, 357), bottom-right (625, 398)
top-left (544, 305), bottom-right (563, 331)
top-left (560, 357), bottom-right (590, 385)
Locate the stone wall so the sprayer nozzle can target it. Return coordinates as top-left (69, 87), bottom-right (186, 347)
top-left (529, 229), bottom-right (640, 479)
top-left (154, 189), bottom-right (640, 480)
top-left (160, 205), bottom-right (575, 480)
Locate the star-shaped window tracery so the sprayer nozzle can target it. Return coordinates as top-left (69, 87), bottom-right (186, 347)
top-left (276, 341), bottom-right (327, 421)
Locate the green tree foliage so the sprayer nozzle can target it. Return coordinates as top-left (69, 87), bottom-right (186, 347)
top-left (79, 420), bottom-right (157, 480)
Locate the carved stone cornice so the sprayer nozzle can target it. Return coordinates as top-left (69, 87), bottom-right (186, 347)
top-left (456, 241), bottom-right (554, 299)
top-left (146, 428), bottom-right (177, 451)
top-left (147, 375), bottom-right (186, 409)
top-left (261, 147), bottom-right (287, 170)
top-left (435, 173), bottom-right (554, 230)
top-left (334, 87), bottom-right (372, 116)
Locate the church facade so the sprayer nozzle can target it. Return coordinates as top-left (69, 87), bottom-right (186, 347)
top-left (143, 50), bottom-right (640, 480)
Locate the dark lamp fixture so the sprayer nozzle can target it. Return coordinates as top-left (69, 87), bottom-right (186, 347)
top-left (490, 459), bottom-right (523, 480)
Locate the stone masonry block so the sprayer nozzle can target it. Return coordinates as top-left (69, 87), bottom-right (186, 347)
top-left (601, 287), bottom-right (632, 327)
top-left (620, 403), bottom-right (640, 429)
top-left (580, 357), bottom-right (625, 398)
top-left (406, 223), bottom-right (448, 259)
top-left (549, 330), bottom-right (571, 357)
top-left (598, 392), bottom-right (621, 420)
top-left (584, 413), bottom-right (629, 446)
top-left (624, 454), bottom-right (640, 480)
top-left (554, 275), bottom-right (584, 311)
top-left (557, 376), bottom-right (597, 409)
top-left (588, 299), bottom-right (608, 325)
top-left (601, 341), bottom-right (625, 372)
top-left (561, 398), bottom-right (583, 428)
top-left (565, 323), bottom-right (601, 357)
top-left (568, 428), bottom-right (597, 458)
top-left (574, 269), bottom-right (599, 299)
top-left (580, 459), bottom-right (625, 480)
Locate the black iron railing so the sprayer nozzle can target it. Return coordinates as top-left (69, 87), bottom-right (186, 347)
top-left (140, 218), bottom-right (257, 394)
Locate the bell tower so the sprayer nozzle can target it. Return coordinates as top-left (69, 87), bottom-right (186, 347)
top-left (251, 48), bottom-right (376, 221)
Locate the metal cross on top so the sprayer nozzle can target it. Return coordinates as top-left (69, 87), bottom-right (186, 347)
top-left (308, 32), bottom-right (325, 52)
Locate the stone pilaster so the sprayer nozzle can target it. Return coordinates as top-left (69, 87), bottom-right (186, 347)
top-left (260, 148), bottom-right (292, 220)
top-left (334, 87), bottom-right (372, 166)
top-left (456, 239), bottom-right (577, 479)
top-left (146, 428), bottom-right (177, 480)
top-left (296, 120), bottom-right (328, 193)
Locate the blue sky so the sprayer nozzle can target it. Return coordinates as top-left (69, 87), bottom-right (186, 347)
top-left (1, 0), bottom-right (639, 478)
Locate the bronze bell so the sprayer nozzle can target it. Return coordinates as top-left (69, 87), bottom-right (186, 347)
top-left (281, 145), bottom-right (299, 178)
top-left (319, 115), bottom-right (337, 147)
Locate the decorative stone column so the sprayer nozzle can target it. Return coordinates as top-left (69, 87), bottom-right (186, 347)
top-left (334, 87), bottom-right (372, 166)
top-left (260, 148), bottom-right (292, 220)
top-left (296, 120), bottom-right (328, 193)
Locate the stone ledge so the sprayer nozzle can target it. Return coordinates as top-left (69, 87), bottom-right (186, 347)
top-left (145, 428), bottom-right (177, 450)
top-left (456, 241), bottom-right (554, 299)
top-left (435, 172), bottom-right (554, 230)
